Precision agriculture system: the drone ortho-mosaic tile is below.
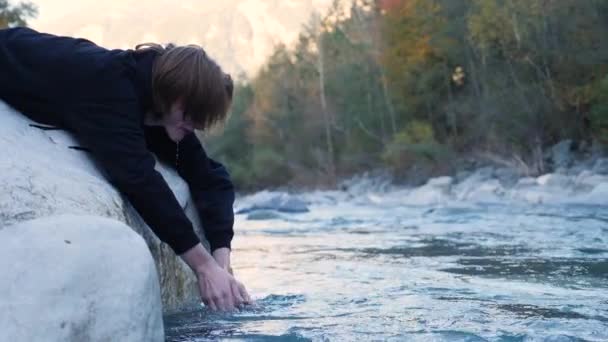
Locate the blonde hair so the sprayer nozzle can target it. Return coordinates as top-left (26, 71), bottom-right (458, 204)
top-left (135, 43), bottom-right (233, 131)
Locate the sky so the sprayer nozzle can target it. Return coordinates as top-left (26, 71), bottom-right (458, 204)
top-left (26, 0), bottom-right (333, 75)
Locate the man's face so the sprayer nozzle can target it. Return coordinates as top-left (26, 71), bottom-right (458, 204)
top-left (164, 100), bottom-right (196, 142)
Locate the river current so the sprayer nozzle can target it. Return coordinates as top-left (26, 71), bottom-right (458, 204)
top-left (165, 187), bottom-right (608, 341)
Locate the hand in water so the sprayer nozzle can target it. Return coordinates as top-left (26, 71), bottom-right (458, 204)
top-left (196, 261), bottom-right (252, 311)
top-left (181, 244), bottom-right (253, 312)
top-left (212, 247), bottom-right (253, 309)
top-left (234, 279), bottom-right (253, 307)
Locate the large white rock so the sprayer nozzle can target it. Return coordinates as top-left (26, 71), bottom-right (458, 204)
top-left (0, 101), bottom-right (202, 312)
top-left (0, 215), bottom-right (164, 342)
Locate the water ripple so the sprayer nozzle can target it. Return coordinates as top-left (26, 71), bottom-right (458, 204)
top-left (166, 202), bottom-right (608, 341)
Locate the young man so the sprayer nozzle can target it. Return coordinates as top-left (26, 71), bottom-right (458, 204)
top-left (0, 27), bottom-right (250, 312)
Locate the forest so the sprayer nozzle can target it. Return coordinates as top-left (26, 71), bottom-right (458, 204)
top-left (3, 0), bottom-right (608, 190)
top-left (204, 0), bottom-right (608, 190)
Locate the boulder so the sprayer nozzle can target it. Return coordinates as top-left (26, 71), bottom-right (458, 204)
top-left (0, 101), bottom-right (202, 312)
top-left (0, 215), bottom-right (164, 342)
top-left (236, 191), bottom-right (309, 214)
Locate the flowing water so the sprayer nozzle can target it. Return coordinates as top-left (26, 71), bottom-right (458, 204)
top-left (164, 192), bottom-right (608, 341)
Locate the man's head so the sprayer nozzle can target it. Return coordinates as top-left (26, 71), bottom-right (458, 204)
top-left (138, 43), bottom-right (233, 142)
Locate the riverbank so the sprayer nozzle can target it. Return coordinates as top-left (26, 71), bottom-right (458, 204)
top-left (235, 140), bottom-right (607, 210)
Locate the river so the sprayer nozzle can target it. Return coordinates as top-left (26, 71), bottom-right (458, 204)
top-left (164, 178), bottom-right (608, 341)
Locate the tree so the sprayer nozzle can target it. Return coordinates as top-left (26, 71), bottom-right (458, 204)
top-left (0, 0), bottom-right (37, 28)
top-left (206, 0), bottom-right (608, 190)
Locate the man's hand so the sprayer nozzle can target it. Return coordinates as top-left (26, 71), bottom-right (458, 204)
top-left (195, 260), bottom-right (247, 311)
top-left (213, 247), bottom-right (253, 306)
top-left (180, 244), bottom-right (252, 311)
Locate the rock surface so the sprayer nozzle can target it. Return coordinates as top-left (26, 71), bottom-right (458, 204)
top-left (292, 161), bottom-right (608, 210)
top-left (0, 101), bottom-right (202, 312)
top-left (236, 191), bottom-right (309, 213)
top-left (0, 215), bottom-right (164, 342)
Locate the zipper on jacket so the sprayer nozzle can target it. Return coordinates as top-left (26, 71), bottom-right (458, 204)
top-left (175, 142), bottom-right (180, 169)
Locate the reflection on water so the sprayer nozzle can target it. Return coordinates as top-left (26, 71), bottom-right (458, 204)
top-left (165, 201), bottom-right (608, 341)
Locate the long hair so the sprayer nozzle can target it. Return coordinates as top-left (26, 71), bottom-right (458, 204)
top-left (135, 42), bottom-right (233, 131)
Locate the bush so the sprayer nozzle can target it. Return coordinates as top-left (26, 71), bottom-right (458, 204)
top-left (251, 147), bottom-right (291, 187)
top-left (382, 121), bottom-right (453, 181)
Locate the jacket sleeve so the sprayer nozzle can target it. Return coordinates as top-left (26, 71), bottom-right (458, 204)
top-left (144, 127), bottom-right (235, 252)
top-left (63, 102), bottom-right (200, 255)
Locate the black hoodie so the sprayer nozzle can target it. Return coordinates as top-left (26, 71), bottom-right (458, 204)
top-left (0, 27), bottom-right (234, 254)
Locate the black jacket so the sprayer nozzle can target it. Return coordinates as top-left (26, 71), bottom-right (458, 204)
top-left (0, 27), bottom-right (234, 254)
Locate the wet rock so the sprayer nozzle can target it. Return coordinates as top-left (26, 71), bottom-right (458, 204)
top-left (0, 215), bottom-right (164, 342)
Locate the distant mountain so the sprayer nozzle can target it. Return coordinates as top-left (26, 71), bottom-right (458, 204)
top-left (30, 0), bottom-right (333, 76)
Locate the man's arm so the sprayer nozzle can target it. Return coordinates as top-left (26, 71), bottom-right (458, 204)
top-left (212, 247), bottom-right (232, 273)
top-left (177, 132), bottom-right (235, 252)
top-left (65, 104), bottom-right (246, 310)
top-left (144, 127), bottom-right (236, 254)
top-left (63, 103), bottom-right (200, 254)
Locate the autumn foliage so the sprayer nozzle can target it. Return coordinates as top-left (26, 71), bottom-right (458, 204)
top-left (204, 0), bottom-right (608, 189)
